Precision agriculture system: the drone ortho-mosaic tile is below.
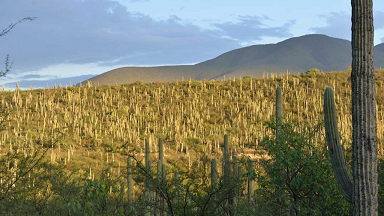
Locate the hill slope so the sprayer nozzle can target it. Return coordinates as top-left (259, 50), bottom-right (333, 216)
top-left (81, 34), bottom-right (384, 86)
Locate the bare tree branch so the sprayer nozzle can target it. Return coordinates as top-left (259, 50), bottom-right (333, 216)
top-left (0, 55), bottom-right (13, 77)
top-left (1, 17), bottom-right (36, 77)
top-left (0, 17), bottom-right (37, 37)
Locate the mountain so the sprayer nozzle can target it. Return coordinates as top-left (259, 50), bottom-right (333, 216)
top-left (375, 43), bottom-right (384, 69)
top-left (80, 34), bottom-right (384, 86)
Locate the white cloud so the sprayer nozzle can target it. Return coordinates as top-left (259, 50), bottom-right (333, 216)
top-left (309, 11), bottom-right (384, 44)
top-left (214, 16), bottom-right (295, 42)
top-left (309, 12), bottom-right (351, 41)
top-left (0, 0), bottom-right (243, 75)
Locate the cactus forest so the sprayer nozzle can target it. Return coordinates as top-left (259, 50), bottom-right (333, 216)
top-left (0, 69), bottom-right (383, 215)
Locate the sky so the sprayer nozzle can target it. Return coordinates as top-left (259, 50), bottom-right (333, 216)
top-left (1, 0), bottom-right (384, 89)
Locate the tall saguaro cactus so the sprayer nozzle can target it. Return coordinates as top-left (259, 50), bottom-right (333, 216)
top-left (156, 137), bottom-right (166, 216)
top-left (275, 86), bottom-right (283, 135)
top-left (324, 0), bottom-right (378, 214)
top-left (211, 158), bottom-right (218, 190)
top-left (275, 86), bottom-right (284, 215)
top-left (158, 137), bottom-right (164, 162)
top-left (127, 155), bottom-right (133, 207)
top-left (145, 140), bottom-right (152, 216)
top-left (247, 159), bottom-right (253, 204)
top-left (222, 134), bottom-right (233, 214)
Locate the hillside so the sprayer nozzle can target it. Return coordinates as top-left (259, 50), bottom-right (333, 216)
top-left (375, 43), bottom-right (384, 69)
top-left (80, 34), bottom-right (384, 86)
top-left (1, 69), bottom-right (384, 214)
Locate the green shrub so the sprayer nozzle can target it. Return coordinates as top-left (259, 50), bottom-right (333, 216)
top-left (256, 120), bottom-right (351, 215)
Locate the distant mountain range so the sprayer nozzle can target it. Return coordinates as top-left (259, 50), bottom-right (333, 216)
top-left (81, 34), bottom-right (384, 85)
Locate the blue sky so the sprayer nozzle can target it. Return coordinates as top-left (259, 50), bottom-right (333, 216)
top-left (1, 0), bottom-right (384, 88)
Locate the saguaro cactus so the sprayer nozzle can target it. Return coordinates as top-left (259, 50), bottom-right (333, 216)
top-left (156, 137), bottom-right (166, 216)
top-left (158, 137), bottom-right (164, 162)
top-left (222, 134), bottom-right (233, 214)
top-left (127, 155), bottom-right (133, 207)
top-left (223, 134), bottom-right (231, 191)
top-left (275, 86), bottom-right (284, 215)
top-left (232, 152), bottom-right (238, 206)
top-left (247, 159), bottom-right (253, 204)
top-left (275, 86), bottom-right (283, 135)
top-left (324, 0), bottom-right (378, 214)
top-left (211, 158), bottom-right (218, 190)
top-left (324, 88), bottom-right (353, 202)
top-left (145, 140), bottom-right (152, 216)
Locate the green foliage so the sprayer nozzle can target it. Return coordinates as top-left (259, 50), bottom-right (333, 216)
top-left (68, 177), bottom-right (110, 214)
top-left (305, 68), bottom-right (321, 74)
top-left (257, 120), bottom-right (351, 215)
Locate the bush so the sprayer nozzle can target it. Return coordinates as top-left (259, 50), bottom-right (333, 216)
top-left (256, 120), bottom-right (351, 215)
top-left (305, 68), bottom-right (321, 74)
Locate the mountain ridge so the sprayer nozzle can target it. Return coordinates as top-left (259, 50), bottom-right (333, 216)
top-left (80, 34), bottom-right (384, 86)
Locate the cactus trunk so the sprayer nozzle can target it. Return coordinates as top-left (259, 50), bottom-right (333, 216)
top-left (351, 0), bottom-right (378, 214)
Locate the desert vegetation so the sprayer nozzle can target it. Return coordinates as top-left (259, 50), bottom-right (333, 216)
top-left (0, 69), bottom-right (383, 215)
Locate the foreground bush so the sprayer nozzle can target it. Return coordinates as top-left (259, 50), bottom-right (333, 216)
top-left (256, 120), bottom-right (351, 215)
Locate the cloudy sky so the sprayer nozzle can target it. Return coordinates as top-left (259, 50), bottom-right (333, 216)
top-left (1, 0), bottom-right (384, 88)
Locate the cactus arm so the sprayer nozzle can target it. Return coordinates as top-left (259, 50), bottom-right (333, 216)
top-left (323, 87), bottom-right (353, 203)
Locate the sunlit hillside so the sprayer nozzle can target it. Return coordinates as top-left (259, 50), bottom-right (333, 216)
top-left (0, 69), bottom-right (383, 215)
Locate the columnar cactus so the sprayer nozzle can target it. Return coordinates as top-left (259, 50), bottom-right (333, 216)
top-left (324, 0), bottom-right (378, 214)
top-left (174, 170), bottom-right (182, 209)
top-left (120, 180), bottom-right (125, 203)
top-left (275, 86), bottom-right (283, 138)
top-left (211, 158), bottom-right (218, 190)
top-left (156, 159), bottom-right (163, 216)
top-left (145, 140), bottom-right (152, 216)
top-left (156, 137), bottom-right (166, 216)
top-left (247, 158), bottom-right (253, 204)
top-left (157, 160), bottom-right (163, 181)
top-left (162, 163), bottom-right (167, 189)
top-left (324, 88), bottom-right (353, 202)
top-left (232, 152), bottom-right (238, 206)
top-left (159, 137), bottom-right (164, 162)
top-left (127, 155), bottom-right (133, 207)
top-left (145, 140), bottom-right (152, 188)
top-left (275, 86), bottom-right (284, 208)
top-left (222, 134), bottom-right (233, 212)
top-left (223, 134), bottom-right (230, 190)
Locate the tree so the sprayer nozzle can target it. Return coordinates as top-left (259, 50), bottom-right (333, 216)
top-left (323, 0), bottom-right (378, 215)
top-left (0, 17), bottom-right (36, 77)
top-left (257, 120), bottom-right (351, 215)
